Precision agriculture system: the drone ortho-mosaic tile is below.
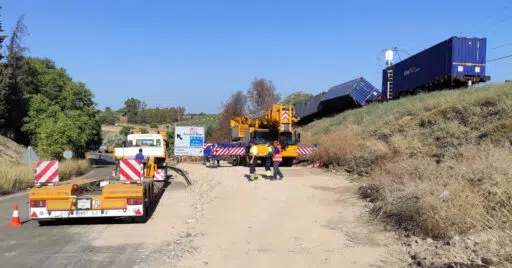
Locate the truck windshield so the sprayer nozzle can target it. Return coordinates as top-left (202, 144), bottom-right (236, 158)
top-left (279, 132), bottom-right (296, 145)
top-left (135, 139), bottom-right (156, 146)
top-left (252, 131), bottom-right (276, 145)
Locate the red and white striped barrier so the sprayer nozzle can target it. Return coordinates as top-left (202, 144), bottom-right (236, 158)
top-left (206, 144), bottom-right (316, 156)
top-left (212, 147), bottom-right (245, 156)
top-left (119, 159), bottom-right (143, 182)
top-left (153, 169), bottom-right (165, 181)
top-left (298, 147), bottom-right (316, 155)
top-left (203, 143), bottom-right (213, 149)
top-left (35, 161), bottom-right (59, 184)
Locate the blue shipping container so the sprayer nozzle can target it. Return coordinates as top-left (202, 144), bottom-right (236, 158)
top-left (293, 92), bottom-right (325, 119)
top-left (323, 77), bottom-right (381, 106)
top-left (382, 36), bottom-right (489, 100)
top-left (317, 77), bottom-right (380, 117)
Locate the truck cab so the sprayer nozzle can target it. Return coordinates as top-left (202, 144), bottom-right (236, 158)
top-left (250, 129), bottom-right (298, 166)
top-left (114, 132), bottom-right (168, 176)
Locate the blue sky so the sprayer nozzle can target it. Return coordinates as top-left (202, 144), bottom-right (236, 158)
top-left (2, 0), bottom-right (511, 113)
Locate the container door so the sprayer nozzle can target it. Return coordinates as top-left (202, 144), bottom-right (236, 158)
top-left (452, 38), bottom-right (486, 76)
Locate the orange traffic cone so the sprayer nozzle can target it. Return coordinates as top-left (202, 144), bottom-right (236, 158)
top-left (9, 204), bottom-right (22, 227)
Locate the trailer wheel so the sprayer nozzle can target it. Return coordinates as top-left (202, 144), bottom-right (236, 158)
top-left (148, 181), bottom-right (154, 208)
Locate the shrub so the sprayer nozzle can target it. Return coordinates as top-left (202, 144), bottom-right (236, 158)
top-left (119, 126), bottom-right (134, 137)
top-left (102, 133), bottom-right (125, 147)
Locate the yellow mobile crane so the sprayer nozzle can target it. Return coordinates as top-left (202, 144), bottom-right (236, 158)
top-left (230, 104), bottom-right (300, 166)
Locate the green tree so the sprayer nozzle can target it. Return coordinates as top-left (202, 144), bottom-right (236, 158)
top-left (135, 101), bottom-right (147, 124)
top-left (205, 124), bottom-right (214, 140)
top-left (0, 8), bottom-right (8, 129)
top-left (1, 15), bottom-right (36, 144)
top-left (124, 97), bottom-right (141, 123)
top-left (167, 130), bottom-right (175, 155)
top-left (99, 107), bottom-right (117, 125)
top-left (102, 133), bottom-right (125, 147)
top-left (119, 126), bottom-right (134, 137)
top-left (23, 58), bottom-right (102, 159)
top-left (0, 14), bottom-right (100, 158)
top-left (281, 91), bottom-right (313, 106)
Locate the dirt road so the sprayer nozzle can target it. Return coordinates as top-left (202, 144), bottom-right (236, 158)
top-left (0, 162), bottom-right (407, 267)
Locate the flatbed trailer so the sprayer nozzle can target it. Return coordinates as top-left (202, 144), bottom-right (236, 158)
top-left (29, 165), bottom-right (191, 225)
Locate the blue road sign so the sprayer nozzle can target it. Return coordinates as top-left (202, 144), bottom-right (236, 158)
top-left (190, 136), bottom-right (204, 147)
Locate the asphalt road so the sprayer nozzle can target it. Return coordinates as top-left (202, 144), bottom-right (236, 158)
top-left (0, 155), bottom-right (158, 268)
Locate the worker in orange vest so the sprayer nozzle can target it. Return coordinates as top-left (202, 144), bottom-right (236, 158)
top-left (272, 140), bottom-right (284, 180)
top-left (264, 143), bottom-right (273, 177)
top-left (248, 140), bottom-right (258, 181)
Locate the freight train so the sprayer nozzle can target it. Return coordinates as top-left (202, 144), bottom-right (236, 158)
top-left (294, 36), bottom-right (490, 123)
top-left (382, 36), bottom-right (490, 100)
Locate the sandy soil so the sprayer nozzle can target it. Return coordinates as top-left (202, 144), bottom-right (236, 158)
top-left (89, 162), bottom-right (408, 267)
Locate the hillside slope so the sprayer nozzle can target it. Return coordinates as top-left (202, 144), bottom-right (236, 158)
top-left (0, 136), bottom-right (26, 162)
top-left (300, 83), bottom-right (512, 267)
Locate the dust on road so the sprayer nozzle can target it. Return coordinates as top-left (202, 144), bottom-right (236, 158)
top-left (92, 162), bottom-right (407, 267)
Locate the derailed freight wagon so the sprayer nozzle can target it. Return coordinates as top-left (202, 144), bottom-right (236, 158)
top-left (294, 77), bottom-right (380, 124)
top-left (294, 92), bottom-right (326, 122)
top-left (382, 36), bottom-right (490, 100)
top-left (317, 77), bottom-right (380, 117)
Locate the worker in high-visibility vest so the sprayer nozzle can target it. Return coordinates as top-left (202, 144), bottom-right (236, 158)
top-left (248, 140), bottom-right (258, 181)
top-left (212, 144), bottom-right (220, 167)
top-left (264, 143), bottom-right (273, 177)
top-left (272, 140), bottom-right (284, 180)
top-left (204, 144), bottom-right (212, 166)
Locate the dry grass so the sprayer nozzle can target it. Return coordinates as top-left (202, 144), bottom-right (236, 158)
top-left (300, 83), bottom-right (512, 266)
top-left (59, 159), bottom-right (91, 180)
top-left (0, 159), bottom-right (34, 194)
top-left (303, 123), bottom-right (390, 173)
top-left (0, 159), bottom-right (90, 195)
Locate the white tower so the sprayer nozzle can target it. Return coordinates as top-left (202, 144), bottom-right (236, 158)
top-left (385, 49), bottom-right (394, 100)
top-left (385, 49), bottom-right (394, 67)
